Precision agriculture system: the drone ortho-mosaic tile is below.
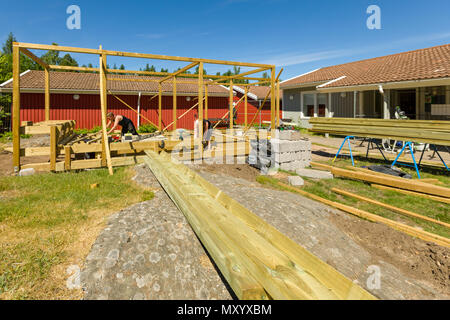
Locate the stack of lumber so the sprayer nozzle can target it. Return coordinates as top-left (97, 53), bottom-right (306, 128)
top-left (309, 118), bottom-right (450, 146)
top-left (144, 150), bottom-right (376, 300)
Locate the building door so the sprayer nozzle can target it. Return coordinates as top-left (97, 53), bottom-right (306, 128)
top-left (397, 90), bottom-right (416, 119)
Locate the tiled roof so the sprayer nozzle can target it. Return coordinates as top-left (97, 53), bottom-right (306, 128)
top-left (0, 70), bottom-right (230, 96)
top-left (234, 85), bottom-right (282, 100)
top-left (281, 44), bottom-right (450, 89)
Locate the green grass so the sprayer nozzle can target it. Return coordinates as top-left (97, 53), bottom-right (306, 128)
top-left (0, 132), bottom-right (32, 144)
top-left (0, 167), bottom-right (154, 300)
top-left (257, 159), bottom-right (450, 239)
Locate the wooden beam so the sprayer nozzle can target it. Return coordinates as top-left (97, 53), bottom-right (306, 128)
top-left (64, 146), bottom-right (72, 171)
top-left (50, 65), bottom-right (98, 73)
top-left (159, 62), bottom-right (199, 83)
top-left (158, 83), bottom-right (162, 131)
top-left (270, 68), bottom-right (276, 130)
top-left (198, 62), bottom-right (204, 156)
top-left (277, 182), bottom-right (450, 248)
top-left (332, 188), bottom-right (450, 229)
top-left (109, 91), bottom-right (158, 128)
top-left (144, 150), bottom-right (376, 299)
top-left (204, 85), bottom-right (208, 120)
top-left (45, 68), bottom-right (50, 121)
top-left (215, 67), bottom-right (270, 83)
top-left (12, 45), bottom-right (21, 171)
top-left (310, 162), bottom-right (450, 198)
top-left (244, 87), bottom-right (248, 127)
top-left (372, 184), bottom-right (450, 205)
top-left (17, 42), bottom-right (275, 67)
top-left (276, 80), bottom-right (280, 127)
top-left (229, 80), bottom-right (234, 130)
top-left (19, 47), bottom-right (49, 69)
top-left (50, 125), bottom-right (58, 172)
top-left (173, 77), bottom-right (177, 130)
top-left (99, 49), bottom-right (114, 175)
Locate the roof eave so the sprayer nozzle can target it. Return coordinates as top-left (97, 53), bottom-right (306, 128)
top-left (317, 76), bottom-right (450, 93)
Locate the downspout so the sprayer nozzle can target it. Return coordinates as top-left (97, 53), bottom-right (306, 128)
top-left (137, 91), bottom-right (142, 129)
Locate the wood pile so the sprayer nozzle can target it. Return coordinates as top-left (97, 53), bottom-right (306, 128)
top-left (309, 118), bottom-right (450, 146)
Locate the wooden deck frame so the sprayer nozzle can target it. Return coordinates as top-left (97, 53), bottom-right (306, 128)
top-left (12, 42), bottom-right (277, 173)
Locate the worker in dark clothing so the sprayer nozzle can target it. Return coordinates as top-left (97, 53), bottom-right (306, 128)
top-left (194, 113), bottom-right (212, 150)
top-left (106, 112), bottom-right (138, 136)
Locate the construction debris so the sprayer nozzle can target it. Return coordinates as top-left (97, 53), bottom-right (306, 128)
top-left (296, 168), bottom-right (333, 180)
top-left (288, 176), bottom-right (305, 186)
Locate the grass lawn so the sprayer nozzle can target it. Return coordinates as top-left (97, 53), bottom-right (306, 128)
top-left (257, 157), bottom-right (450, 239)
top-left (0, 167), bottom-right (154, 300)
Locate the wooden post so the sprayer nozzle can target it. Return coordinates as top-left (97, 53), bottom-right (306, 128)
top-left (276, 80), bottom-right (280, 127)
top-left (198, 62), bottom-right (204, 156)
top-left (158, 83), bottom-right (162, 130)
top-left (99, 48), bottom-right (114, 175)
top-left (45, 68), bottom-right (50, 121)
top-left (205, 85), bottom-right (208, 120)
top-left (173, 77), bottom-right (177, 130)
top-left (64, 146), bottom-right (72, 171)
top-left (12, 44), bottom-right (20, 172)
top-left (270, 68), bottom-right (276, 131)
top-left (50, 125), bottom-right (58, 172)
top-left (229, 80), bottom-right (234, 130)
top-left (244, 87), bottom-right (248, 127)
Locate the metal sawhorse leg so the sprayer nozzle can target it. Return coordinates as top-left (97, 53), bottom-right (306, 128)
top-left (418, 144), bottom-right (450, 171)
top-left (391, 141), bottom-right (421, 179)
top-left (333, 136), bottom-right (355, 166)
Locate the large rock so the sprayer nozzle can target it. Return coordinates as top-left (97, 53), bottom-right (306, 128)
top-left (288, 176), bottom-right (305, 186)
top-left (296, 168), bottom-right (333, 180)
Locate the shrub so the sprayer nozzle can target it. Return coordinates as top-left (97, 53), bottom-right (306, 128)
top-left (138, 123), bottom-right (158, 134)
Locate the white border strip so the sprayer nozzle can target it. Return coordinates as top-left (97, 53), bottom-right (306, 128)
top-left (317, 75), bottom-right (347, 88)
top-left (232, 85), bottom-right (258, 100)
top-left (280, 68), bottom-right (321, 85)
top-left (0, 69), bottom-right (31, 87)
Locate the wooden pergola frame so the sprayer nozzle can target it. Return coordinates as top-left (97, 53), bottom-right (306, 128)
top-left (12, 42), bottom-right (280, 174)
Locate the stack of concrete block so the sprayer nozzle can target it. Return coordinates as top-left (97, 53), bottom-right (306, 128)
top-left (271, 130), bottom-right (312, 172)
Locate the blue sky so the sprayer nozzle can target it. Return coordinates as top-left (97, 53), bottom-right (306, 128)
top-left (2, 0), bottom-right (450, 80)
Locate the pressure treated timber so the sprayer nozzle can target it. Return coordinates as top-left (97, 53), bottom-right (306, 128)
top-left (12, 45), bottom-right (20, 170)
top-left (277, 182), bottom-right (450, 248)
top-left (169, 160), bottom-right (375, 300)
top-left (372, 184), bottom-right (450, 205)
top-left (144, 150), bottom-right (376, 300)
top-left (310, 162), bottom-right (450, 198)
top-left (332, 188), bottom-right (450, 228)
top-left (144, 151), bottom-right (268, 300)
top-left (99, 51), bottom-right (114, 175)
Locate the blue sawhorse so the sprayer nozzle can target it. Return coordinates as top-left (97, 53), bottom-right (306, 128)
top-left (391, 141), bottom-right (421, 179)
top-left (333, 136), bottom-right (355, 166)
top-left (418, 144), bottom-right (450, 171)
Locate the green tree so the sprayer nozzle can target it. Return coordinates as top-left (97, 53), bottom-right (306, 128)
top-left (59, 53), bottom-right (78, 67)
top-left (2, 32), bottom-right (15, 55)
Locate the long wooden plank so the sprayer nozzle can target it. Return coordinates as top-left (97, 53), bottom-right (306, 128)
top-left (12, 45), bottom-right (21, 171)
top-left (311, 162), bottom-right (450, 198)
top-left (332, 188), bottom-right (450, 228)
top-left (144, 152), bottom-right (269, 300)
top-left (99, 51), bottom-right (113, 175)
top-left (145, 150), bottom-right (376, 300)
top-left (170, 161), bottom-right (375, 300)
top-left (277, 182), bottom-right (450, 248)
top-left (372, 184), bottom-right (450, 205)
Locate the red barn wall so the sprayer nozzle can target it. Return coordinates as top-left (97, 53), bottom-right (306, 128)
top-left (19, 93), bottom-right (230, 130)
top-left (233, 92), bottom-right (282, 126)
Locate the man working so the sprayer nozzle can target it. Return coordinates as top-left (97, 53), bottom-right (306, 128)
top-left (194, 113), bottom-right (212, 150)
top-left (106, 112), bottom-right (138, 136)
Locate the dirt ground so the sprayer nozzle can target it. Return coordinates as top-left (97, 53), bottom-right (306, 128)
top-left (194, 163), bottom-right (449, 296)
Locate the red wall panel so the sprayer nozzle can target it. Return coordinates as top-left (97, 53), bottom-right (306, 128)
top-left (19, 93), bottom-right (230, 130)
